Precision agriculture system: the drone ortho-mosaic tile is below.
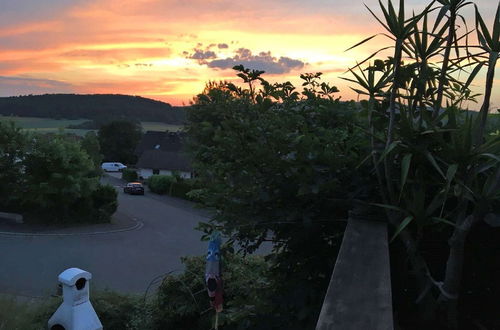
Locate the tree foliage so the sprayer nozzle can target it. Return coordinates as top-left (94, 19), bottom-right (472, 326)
top-left (0, 121), bottom-right (117, 223)
top-left (81, 131), bottom-right (103, 175)
top-left (186, 67), bottom-right (373, 328)
top-left (98, 120), bottom-right (142, 164)
top-left (23, 134), bottom-right (98, 222)
top-left (0, 121), bottom-right (28, 210)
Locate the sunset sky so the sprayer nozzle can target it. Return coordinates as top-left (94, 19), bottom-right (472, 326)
top-left (0, 0), bottom-right (498, 108)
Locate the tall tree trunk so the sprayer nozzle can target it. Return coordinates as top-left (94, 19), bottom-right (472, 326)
top-left (385, 40), bottom-right (403, 202)
top-left (475, 52), bottom-right (498, 144)
top-left (438, 213), bottom-right (480, 328)
top-left (369, 96), bottom-right (388, 203)
top-left (433, 13), bottom-right (457, 119)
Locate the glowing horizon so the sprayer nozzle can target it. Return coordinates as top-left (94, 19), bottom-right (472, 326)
top-left (0, 0), bottom-right (498, 110)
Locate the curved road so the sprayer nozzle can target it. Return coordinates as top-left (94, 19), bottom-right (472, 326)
top-left (0, 175), bottom-right (209, 298)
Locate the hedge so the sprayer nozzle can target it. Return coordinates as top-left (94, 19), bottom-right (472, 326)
top-left (122, 168), bottom-right (138, 182)
top-left (147, 175), bottom-right (198, 200)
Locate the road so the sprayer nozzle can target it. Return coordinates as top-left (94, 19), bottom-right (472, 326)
top-left (0, 174), bottom-right (210, 298)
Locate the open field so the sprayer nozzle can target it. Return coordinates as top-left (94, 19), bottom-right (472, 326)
top-left (142, 121), bottom-right (183, 132)
top-left (0, 115), bottom-right (183, 136)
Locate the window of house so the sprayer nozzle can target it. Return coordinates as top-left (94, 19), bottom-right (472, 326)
top-left (153, 169), bottom-right (160, 175)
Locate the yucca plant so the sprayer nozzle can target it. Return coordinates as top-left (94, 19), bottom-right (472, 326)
top-left (474, 2), bottom-right (500, 143)
top-left (348, 0), bottom-right (435, 202)
top-left (406, 13), bottom-right (448, 115)
top-left (432, 0), bottom-right (473, 118)
top-left (346, 0), bottom-right (500, 327)
top-left (341, 61), bottom-right (392, 201)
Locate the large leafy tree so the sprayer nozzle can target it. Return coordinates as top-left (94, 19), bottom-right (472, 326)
top-left (81, 131), bottom-right (103, 176)
top-left (23, 134), bottom-right (99, 222)
top-left (81, 131), bottom-right (102, 167)
top-left (98, 120), bottom-right (142, 164)
top-left (0, 121), bottom-right (28, 210)
top-left (187, 67), bottom-right (373, 328)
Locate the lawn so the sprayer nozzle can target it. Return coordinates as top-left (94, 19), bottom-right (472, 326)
top-left (141, 121), bottom-right (183, 132)
top-left (0, 115), bottom-right (183, 136)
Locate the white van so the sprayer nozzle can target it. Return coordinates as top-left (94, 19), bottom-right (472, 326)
top-left (101, 162), bottom-right (127, 172)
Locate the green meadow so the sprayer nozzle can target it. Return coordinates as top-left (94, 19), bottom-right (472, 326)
top-left (0, 115), bottom-right (183, 136)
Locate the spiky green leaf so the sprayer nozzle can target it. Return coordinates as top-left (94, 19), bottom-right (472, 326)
top-left (390, 215), bottom-right (414, 242)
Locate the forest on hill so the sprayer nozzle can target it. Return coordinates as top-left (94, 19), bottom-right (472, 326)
top-left (0, 94), bottom-right (186, 124)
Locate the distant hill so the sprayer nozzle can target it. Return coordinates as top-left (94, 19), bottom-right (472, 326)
top-left (0, 94), bottom-right (186, 124)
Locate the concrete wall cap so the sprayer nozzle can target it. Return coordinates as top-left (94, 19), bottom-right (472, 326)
top-left (58, 268), bottom-right (92, 286)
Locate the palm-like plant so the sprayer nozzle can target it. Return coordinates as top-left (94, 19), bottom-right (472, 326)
top-left (346, 1), bottom-right (500, 327)
top-left (474, 2), bottom-right (500, 143)
top-left (405, 13), bottom-right (449, 122)
top-left (432, 0), bottom-right (473, 118)
top-left (341, 62), bottom-right (392, 201)
top-left (349, 0), bottom-right (433, 200)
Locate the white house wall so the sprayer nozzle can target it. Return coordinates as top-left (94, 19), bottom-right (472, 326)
top-left (138, 168), bottom-right (192, 179)
top-left (139, 168), bottom-right (154, 179)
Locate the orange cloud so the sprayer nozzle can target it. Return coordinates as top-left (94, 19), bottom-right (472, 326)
top-left (0, 0), bottom-right (498, 108)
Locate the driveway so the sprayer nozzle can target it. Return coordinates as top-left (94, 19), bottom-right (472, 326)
top-left (0, 174), bottom-right (210, 298)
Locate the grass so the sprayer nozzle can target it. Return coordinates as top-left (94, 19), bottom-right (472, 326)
top-left (0, 290), bottom-right (142, 329)
top-left (141, 121), bottom-right (183, 132)
top-left (0, 115), bottom-right (184, 136)
top-left (0, 294), bottom-right (53, 330)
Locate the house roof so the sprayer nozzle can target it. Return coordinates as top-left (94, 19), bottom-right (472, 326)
top-left (135, 131), bottom-right (186, 157)
top-left (136, 150), bottom-right (192, 171)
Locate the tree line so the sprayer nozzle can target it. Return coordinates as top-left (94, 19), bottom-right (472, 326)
top-left (0, 94), bottom-right (186, 124)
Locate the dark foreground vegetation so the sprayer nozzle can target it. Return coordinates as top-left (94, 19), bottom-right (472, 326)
top-left (0, 254), bottom-right (268, 330)
top-left (0, 94), bottom-right (186, 124)
top-left (180, 0), bottom-right (499, 327)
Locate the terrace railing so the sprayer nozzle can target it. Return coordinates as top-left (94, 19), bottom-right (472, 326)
top-left (316, 213), bottom-right (393, 330)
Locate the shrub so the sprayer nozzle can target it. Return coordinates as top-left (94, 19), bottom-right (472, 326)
top-left (122, 168), bottom-right (138, 182)
top-left (91, 184), bottom-right (118, 223)
top-left (147, 175), bottom-right (198, 200)
top-left (147, 175), bottom-right (175, 194)
top-left (91, 290), bottom-right (141, 330)
top-left (170, 180), bottom-right (196, 199)
top-left (145, 253), bottom-right (270, 330)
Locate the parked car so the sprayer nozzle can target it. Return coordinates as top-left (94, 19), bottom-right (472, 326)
top-left (101, 162), bottom-right (127, 172)
top-left (123, 182), bottom-right (145, 195)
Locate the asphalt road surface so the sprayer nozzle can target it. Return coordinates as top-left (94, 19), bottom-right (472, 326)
top-left (0, 174), bottom-right (210, 298)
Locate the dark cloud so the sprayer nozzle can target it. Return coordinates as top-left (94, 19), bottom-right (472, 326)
top-left (206, 48), bottom-right (304, 74)
top-left (0, 76), bottom-right (74, 96)
top-left (217, 43), bottom-right (229, 49)
top-left (186, 48), bottom-right (217, 64)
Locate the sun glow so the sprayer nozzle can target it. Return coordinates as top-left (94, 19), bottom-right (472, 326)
top-left (0, 0), bottom-right (498, 107)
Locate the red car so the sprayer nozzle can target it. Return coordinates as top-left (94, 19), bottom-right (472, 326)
top-left (123, 182), bottom-right (145, 195)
